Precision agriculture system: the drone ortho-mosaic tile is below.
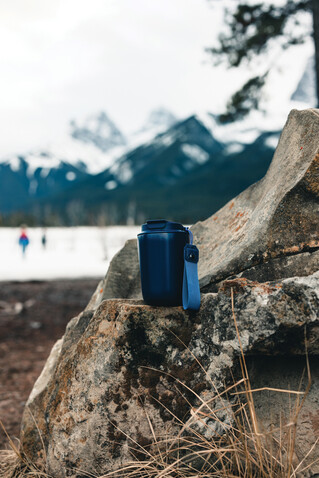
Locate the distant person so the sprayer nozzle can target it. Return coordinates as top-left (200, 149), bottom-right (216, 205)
top-left (19, 228), bottom-right (29, 257)
top-left (41, 229), bottom-right (47, 250)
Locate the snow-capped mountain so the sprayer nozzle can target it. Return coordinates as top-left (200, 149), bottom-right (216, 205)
top-left (0, 109), bottom-right (178, 213)
top-left (0, 108), bottom-right (178, 177)
top-left (0, 153), bottom-right (89, 214)
top-left (45, 113), bottom-right (278, 224)
top-left (136, 108), bottom-right (178, 134)
top-left (126, 107), bottom-right (179, 150)
top-left (70, 111), bottom-right (127, 152)
top-left (0, 49), bottom-right (316, 223)
top-left (106, 113), bottom-right (222, 190)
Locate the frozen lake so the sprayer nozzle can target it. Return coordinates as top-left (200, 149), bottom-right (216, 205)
top-left (0, 226), bottom-right (140, 281)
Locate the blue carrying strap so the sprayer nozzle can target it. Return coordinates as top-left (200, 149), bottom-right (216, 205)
top-left (182, 228), bottom-right (201, 311)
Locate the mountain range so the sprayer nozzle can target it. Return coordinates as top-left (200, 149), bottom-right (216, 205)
top-left (0, 57), bottom-right (315, 225)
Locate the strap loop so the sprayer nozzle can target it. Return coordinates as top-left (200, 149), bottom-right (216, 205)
top-left (186, 227), bottom-right (193, 245)
top-left (182, 231), bottom-right (200, 311)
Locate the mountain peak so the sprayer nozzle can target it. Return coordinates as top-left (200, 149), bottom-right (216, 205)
top-left (70, 111), bottom-right (126, 152)
top-left (145, 107), bottom-right (178, 130)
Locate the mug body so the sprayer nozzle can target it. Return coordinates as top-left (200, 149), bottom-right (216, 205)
top-left (138, 220), bottom-right (188, 306)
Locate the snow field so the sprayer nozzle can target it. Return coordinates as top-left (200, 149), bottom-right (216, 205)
top-left (0, 226), bottom-right (140, 281)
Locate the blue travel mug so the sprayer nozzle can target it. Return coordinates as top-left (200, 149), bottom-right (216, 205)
top-left (137, 219), bottom-right (200, 309)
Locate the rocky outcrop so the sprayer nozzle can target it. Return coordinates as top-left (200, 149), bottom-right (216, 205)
top-left (101, 108), bottom-right (319, 299)
top-left (20, 108), bottom-right (319, 477)
top-left (21, 272), bottom-right (319, 476)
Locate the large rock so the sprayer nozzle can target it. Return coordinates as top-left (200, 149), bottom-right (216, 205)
top-left (21, 272), bottom-right (319, 476)
top-left (101, 108), bottom-right (319, 299)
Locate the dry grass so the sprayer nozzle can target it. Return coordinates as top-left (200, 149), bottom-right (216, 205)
top-left (1, 288), bottom-right (318, 478)
top-left (0, 423), bottom-right (46, 478)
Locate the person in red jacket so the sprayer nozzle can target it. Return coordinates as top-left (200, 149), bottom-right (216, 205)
top-left (19, 228), bottom-right (29, 257)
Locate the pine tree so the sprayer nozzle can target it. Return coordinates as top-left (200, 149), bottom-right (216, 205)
top-left (208, 0), bottom-right (319, 122)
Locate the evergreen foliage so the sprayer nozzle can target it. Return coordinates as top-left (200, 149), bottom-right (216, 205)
top-left (208, 0), bottom-right (317, 121)
top-left (219, 74), bottom-right (268, 123)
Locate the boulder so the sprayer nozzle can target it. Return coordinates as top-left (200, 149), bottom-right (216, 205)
top-left (21, 272), bottom-right (319, 477)
top-left (101, 108), bottom-right (319, 298)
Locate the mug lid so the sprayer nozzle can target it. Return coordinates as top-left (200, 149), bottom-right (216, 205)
top-left (141, 219), bottom-right (186, 233)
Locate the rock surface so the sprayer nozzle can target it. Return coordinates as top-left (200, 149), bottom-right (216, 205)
top-left (101, 108), bottom-right (319, 299)
top-left (195, 108), bottom-right (319, 290)
top-left (21, 272), bottom-right (319, 476)
top-left (102, 238), bottom-right (141, 300)
top-left (247, 354), bottom-right (319, 474)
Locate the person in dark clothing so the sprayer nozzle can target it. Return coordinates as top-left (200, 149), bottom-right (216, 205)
top-left (41, 229), bottom-right (47, 249)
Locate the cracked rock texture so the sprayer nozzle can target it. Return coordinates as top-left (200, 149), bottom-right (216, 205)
top-left (20, 108), bottom-right (319, 478)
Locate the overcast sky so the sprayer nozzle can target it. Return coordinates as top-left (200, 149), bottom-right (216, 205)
top-left (0, 0), bottom-right (313, 157)
top-left (0, 0), bottom-right (236, 155)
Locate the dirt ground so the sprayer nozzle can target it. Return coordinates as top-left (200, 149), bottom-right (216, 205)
top-left (0, 278), bottom-right (100, 449)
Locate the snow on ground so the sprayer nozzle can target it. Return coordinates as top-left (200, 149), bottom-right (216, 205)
top-left (0, 226), bottom-right (140, 281)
